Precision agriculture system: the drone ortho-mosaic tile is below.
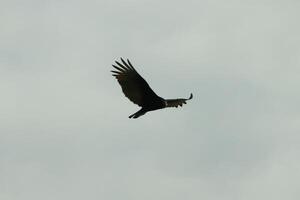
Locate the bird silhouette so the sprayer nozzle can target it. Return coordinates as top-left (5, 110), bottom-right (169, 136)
top-left (111, 58), bottom-right (193, 118)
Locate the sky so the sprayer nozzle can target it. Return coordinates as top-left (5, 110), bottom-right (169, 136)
top-left (1, 0), bottom-right (300, 199)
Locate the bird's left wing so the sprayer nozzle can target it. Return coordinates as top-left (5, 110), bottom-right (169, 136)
top-left (111, 58), bottom-right (159, 107)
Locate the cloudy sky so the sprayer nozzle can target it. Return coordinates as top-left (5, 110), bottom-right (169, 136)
top-left (1, 0), bottom-right (300, 199)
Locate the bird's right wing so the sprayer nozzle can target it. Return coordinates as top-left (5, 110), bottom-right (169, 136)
top-left (165, 93), bottom-right (193, 108)
top-left (111, 58), bottom-right (159, 107)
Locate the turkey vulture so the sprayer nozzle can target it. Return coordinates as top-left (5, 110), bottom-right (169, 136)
top-left (111, 58), bottom-right (193, 118)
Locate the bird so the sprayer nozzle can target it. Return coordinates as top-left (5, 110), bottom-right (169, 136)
top-left (111, 58), bottom-right (193, 118)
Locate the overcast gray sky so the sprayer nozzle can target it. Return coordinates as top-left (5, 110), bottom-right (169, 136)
top-left (1, 0), bottom-right (300, 199)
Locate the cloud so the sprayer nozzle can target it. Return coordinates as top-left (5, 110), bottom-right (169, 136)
top-left (1, 0), bottom-right (299, 200)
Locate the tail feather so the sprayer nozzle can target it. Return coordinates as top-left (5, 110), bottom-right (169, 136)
top-left (129, 109), bottom-right (146, 119)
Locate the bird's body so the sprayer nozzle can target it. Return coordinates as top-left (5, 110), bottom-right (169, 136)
top-left (111, 58), bottom-right (193, 118)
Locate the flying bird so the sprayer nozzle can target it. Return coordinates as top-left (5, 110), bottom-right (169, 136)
top-left (111, 58), bottom-right (193, 118)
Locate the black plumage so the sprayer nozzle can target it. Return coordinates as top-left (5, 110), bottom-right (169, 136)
top-left (111, 58), bottom-right (193, 118)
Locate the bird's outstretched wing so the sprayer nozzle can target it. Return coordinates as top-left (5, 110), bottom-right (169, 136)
top-left (111, 58), bottom-right (160, 107)
top-left (165, 93), bottom-right (193, 108)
